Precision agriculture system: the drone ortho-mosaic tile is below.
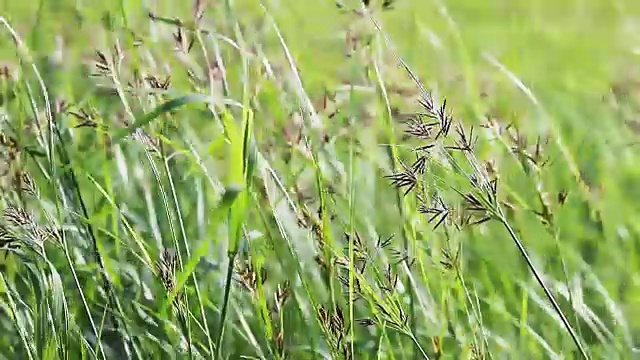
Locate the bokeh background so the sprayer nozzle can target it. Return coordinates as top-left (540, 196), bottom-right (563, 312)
top-left (0, 0), bottom-right (639, 359)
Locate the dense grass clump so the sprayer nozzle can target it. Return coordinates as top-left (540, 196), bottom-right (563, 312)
top-left (0, 0), bottom-right (639, 359)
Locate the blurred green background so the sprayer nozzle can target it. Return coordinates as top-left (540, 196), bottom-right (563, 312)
top-left (0, 0), bottom-right (639, 359)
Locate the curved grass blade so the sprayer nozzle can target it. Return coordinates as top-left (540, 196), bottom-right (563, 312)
top-left (112, 94), bottom-right (211, 144)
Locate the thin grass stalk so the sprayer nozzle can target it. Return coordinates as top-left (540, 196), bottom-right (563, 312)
top-left (441, 229), bottom-right (489, 357)
top-left (214, 109), bottom-right (245, 360)
top-left (347, 130), bottom-right (356, 359)
top-left (497, 215), bottom-right (589, 358)
top-left (60, 239), bottom-right (106, 360)
top-left (216, 31), bottom-right (256, 357)
top-left (162, 156), bottom-right (215, 356)
top-left (408, 333), bottom-right (431, 360)
top-left (241, 227), bottom-right (275, 359)
top-left (39, 259), bottom-right (69, 360)
top-left (372, 37), bottom-right (419, 345)
top-left (1, 272), bottom-right (37, 360)
top-left (144, 150), bottom-right (193, 359)
top-left (215, 115), bottom-right (249, 359)
top-left (252, 162), bottom-right (325, 358)
top-left (216, 250), bottom-right (237, 359)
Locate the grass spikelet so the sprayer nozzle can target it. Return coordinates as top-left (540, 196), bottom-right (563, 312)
top-left (3, 204), bottom-right (35, 227)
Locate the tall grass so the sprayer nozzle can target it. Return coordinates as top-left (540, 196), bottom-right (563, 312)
top-left (0, 0), bottom-right (638, 359)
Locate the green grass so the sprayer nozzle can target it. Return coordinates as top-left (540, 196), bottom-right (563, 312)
top-left (0, 0), bottom-right (639, 359)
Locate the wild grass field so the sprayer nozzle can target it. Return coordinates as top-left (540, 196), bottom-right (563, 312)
top-left (0, 0), bottom-right (639, 359)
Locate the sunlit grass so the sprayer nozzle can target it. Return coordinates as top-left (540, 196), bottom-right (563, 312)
top-left (0, 0), bottom-right (638, 359)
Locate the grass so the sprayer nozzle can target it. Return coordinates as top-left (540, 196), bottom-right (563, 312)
top-left (0, 0), bottom-right (639, 359)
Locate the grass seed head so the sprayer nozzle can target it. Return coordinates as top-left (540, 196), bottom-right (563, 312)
top-left (158, 248), bottom-right (177, 293)
top-left (274, 281), bottom-right (291, 313)
top-left (234, 257), bottom-right (266, 296)
top-left (0, 224), bottom-right (19, 248)
top-left (17, 172), bottom-right (38, 197)
top-left (3, 205), bottom-right (34, 227)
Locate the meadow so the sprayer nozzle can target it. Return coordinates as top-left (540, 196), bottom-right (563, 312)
top-left (0, 0), bottom-right (639, 359)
